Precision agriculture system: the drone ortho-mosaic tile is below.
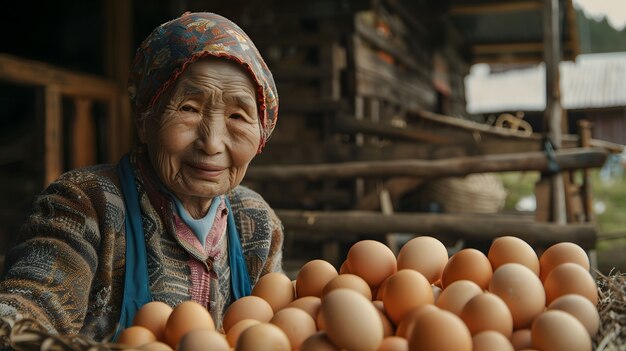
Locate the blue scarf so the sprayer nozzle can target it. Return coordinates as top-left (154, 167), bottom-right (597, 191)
top-left (113, 154), bottom-right (251, 339)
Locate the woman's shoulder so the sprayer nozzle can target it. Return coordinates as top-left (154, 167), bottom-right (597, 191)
top-left (43, 163), bottom-right (122, 202)
top-left (55, 164), bottom-right (118, 188)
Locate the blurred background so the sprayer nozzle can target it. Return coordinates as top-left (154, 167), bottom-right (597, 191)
top-left (0, 0), bottom-right (624, 276)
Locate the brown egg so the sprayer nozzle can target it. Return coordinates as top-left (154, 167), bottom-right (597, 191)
top-left (472, 330), bottom-right (514, 351)
top-left (299, 332), bottom-right (340, 351)
top-left (235, 323), bottom-right (291, 351)
top-left (321, 273), bottom-right (372, 300)
top-left (222, 295), bottom-right (273, 333)
top-left (489, 263), bottom-right (545, 329)
top-left (436, 280), bottom-right (483, 316)
top-left (322, 288), bottom-right (384, 351)
top-left (375, 276), bottom-right (390, 300)
top-left (539, 242), bottom-right (590, 282)
top-left (225, 319), bottom-right (261, 347)
top-left (346, 240), bottom-right (397, 288)
top-left (460, 292), bottom-right (513, 337)
top-left (531, 310), bottom-right (592, 351)
top-left (316, 308), bottom-right (326, 331)
top-left (270, 307), bottom-right (317, 350)
top-left (547, 294), bottom-right (600, 337)
top-left (163, 301), bottom-right (214, 348)
top-left (372, 300), bottom-right (394, 337)
top-left (177, 329), bottom-right (229, 351)
top-left (383, 269), bottom-right (434, 324)
top-left (132, 301), bottom-right (173, 342)
top-left (295, 259), bottom-right (338, 298)
top-left (543, 263), bottom-right (598, 305)
top-left (396, 236), bottom-right (449, 284)
top-left (378, 336), bottom-right (408, 351)
top-left (510, 329), bottom-right (532, 351)
top-left (286, 296), bottom-right (321, 322)
top-left (339, 260), bottom-right (351, 274)
top-left (408, 309), bottom-right (472, 351)
top-left (488, 236), bottom-right (540, 276)
top-left (251, 272), bottom-right (295, 313)
top-left (137, 341), bottom-right (174, 351)
top-left (395, 304), bottom-right (439, 338)
top-left (441, 249), bottom-right (493, 289)
top-left (117, 325), bottom-right (157, 348)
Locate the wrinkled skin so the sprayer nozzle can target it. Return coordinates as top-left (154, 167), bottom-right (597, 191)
top-left (139, 58), bottom-right (260, 218)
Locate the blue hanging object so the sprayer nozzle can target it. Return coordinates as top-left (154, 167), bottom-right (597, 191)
top-left (113, 154), bottom-right (152, 340)
top-left (224, 197), bottom-right (252, 299)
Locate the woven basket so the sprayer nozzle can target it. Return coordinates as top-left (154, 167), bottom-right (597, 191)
top-left (421, 173), bottom-right (507, 214)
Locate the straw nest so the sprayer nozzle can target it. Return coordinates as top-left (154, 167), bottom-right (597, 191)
top-left (0, 270), bottom-right (623, 351)
top-left (593, 269), bottom-right (626, 351)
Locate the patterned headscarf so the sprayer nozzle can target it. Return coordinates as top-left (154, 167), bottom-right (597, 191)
top-left (128, 12), bottom-right (278, 152)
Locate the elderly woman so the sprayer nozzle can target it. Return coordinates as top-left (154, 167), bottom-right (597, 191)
top-left (0, 12), bottom-right (282, 340)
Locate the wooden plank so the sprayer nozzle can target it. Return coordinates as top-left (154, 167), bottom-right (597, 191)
top-left (272, 66), bottom-right (333, 81)
top-left (355, 177), bottom-right (423, 211)
top-left (279, 97), bottom-right (348, 113)
top-left (247, 147), bottom-right (608, 181)
top-left (71, 98), bottom-right (96, 168)
top-left (333, 115), bottom-right (454, 144)
top-left (472, 42), bottom-right (575, 55)
top-left (43, 86), bottom-right (62, 185)
top-left (0, 54), bottom-right (118, 100)
top-left (450, 1), bottom-right (543, 15)
top-left (354, 16), bottom-right (420, 72)
top-left (355, 70), bottom-right (436, 110)
top-left (276, 210), bottom-right (597, 250)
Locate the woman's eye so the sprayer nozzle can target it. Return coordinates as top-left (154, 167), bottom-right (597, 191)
top-left (230, 113), bottom-right (244, 120)
top-left (180, 105), bottom-right (199, 113)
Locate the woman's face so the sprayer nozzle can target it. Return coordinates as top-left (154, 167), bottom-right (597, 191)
top-left (140, 58), bottom-right (260, 202)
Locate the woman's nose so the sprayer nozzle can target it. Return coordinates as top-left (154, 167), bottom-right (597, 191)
top-left (195, 116), bottom-right (226, 155)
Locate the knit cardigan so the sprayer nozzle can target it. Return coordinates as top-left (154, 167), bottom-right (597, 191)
top-left (0, 151), bottom-right (284, 341)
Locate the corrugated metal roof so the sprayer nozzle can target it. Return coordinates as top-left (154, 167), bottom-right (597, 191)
top-left (466, 52), bottom-right (626, 113)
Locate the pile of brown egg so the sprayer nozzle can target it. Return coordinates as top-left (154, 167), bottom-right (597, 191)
top-left (116, 236), bottom-right (599, 351)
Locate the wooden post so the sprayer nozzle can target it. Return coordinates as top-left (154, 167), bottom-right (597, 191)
top-left (104, 0), bottom-right (133, 161)
top-left (543, 0), bottom-right (567, 224)
top-left (72, 98), bottom-right (96, 168)
top-left (578, 120), bottom-right (594, 222)
top-left (43, 86), bottom-right (63, 185)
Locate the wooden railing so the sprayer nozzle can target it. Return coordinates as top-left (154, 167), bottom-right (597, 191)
top-left (0, 53), bottom-right (130, 184)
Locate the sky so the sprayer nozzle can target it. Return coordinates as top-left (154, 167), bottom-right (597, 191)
top-left (573, 0), bottom-right (626, 30)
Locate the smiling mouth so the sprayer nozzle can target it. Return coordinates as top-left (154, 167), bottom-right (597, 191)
top-left (186, 162), bottom-right (226, 179)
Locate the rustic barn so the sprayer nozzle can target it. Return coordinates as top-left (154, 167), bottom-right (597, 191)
top-left (0, 0), bottom-right (619, 272)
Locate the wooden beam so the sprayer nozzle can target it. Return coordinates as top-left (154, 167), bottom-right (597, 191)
top-left (355, 178), bottom-right (424, 211)
top-left (450, 1), bottom-right (543, 15)
top-left (276, 210), bottom-right (597, 250)
top-left (472, 42), bottom-right (575, 55)
top-left (0, 54), bottom-right (118, 100)
top-left (247, 147), bottom-right (608, 181)
top-left (279, 97), bottom-right (347, 113)
top-left (354, 16), bottom-right (419, 72)
top-left (333, 115), bottom-right (454, 144)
